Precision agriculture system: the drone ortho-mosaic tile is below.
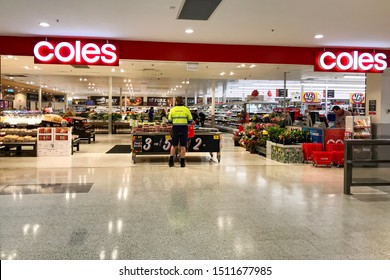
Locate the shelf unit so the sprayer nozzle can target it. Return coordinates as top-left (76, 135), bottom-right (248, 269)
top-left (0, 128), bottom-right (38, 157)
top-left (206, 102), bottom-right (278, 133)
top-left (345, 116), bottom-right (372, 160)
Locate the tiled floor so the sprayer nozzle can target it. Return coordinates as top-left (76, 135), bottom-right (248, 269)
top-left (1, 133), bottom-right (390, 260)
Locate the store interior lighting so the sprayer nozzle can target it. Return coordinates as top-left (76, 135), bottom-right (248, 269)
top-left (343, 74), bottom-right (366, 79)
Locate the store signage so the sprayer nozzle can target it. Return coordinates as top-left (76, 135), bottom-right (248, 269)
top-left (276, 89), bottom-right (288, 97)
top-left (133, 134), bottom-right (220, 153)
top-left (368, 100), bottom-right (376, 115)
top-left (2, 92), bottom-right (15, 100)
top-left (186, 97), bottom-right (195, 105)
top-left (326, 90), bottom-right (335, 98)
top-left (91, 96), bottom-right (120, 105)
top-left (302, 92), bottom-right (319, 103)
top-left (147, 97), bottom-right (173, 107)
top-left (27, 93), bottom-right (39, 101)
top-left (33, 40), bottom-right (118, 66)
top-left (122, 97), bottom-right (143, 106)
top-left (350, 93), bottom-right (365, 104)
top-left (315, 51), bottom-right (387, 73)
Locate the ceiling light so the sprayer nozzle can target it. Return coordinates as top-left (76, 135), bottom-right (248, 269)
top-left (39, 22), bottom-right (50, 27)
top-left (250, 64), bottom-right (256, 68)
top-left (185, 28), bottom-right (194, 34)
top-left (220, 72), bottom-right (226, 76)
top-left (315, 34), bottom-right (324, 39)
top-left (187, 63), bottom-right (199, 71)
top-left (229, 72), bottom-right (234, 75)
top-left (343, 74), bottom-right (366, 79)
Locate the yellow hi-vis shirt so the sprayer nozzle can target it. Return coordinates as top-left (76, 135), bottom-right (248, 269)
top-left (168, 106), bottom-right (193, 126)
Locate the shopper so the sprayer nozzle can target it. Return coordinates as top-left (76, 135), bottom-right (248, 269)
top-left (85, 97), bottom-right (95, 105)
top-left (192, 109), bottom-right (199, 125)
top-left (63, 107), bottom-right (76, 117)
top-left (199, 111), bottom-right (206, 127)
top-left (168, 96), bottom-right (193, 167)
top-left (148, 107), bottom-right (154, 122)
top-left (332, 105), bottom-right (351, 128)
top-left (160, 108), bottom-right (168, 123)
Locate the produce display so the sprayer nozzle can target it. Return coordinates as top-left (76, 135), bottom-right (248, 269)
top-left (132, 123), bottom-right (172, 133)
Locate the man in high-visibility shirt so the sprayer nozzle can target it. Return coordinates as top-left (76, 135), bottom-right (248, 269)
top-left (168, 96), bottom-right (193, 167)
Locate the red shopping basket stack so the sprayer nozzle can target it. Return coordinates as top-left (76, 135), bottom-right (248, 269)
top-left (332, 151), bottom-right (344, 167)
top-left (326, 142), bottom-right (344, 167)
top-left (302, 143), bottom-right (323, 163)
top-left (312, 151), bottom-right (333, 167)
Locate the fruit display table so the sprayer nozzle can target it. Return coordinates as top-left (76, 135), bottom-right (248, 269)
top-left (131, 128), bottom-right (222, 163)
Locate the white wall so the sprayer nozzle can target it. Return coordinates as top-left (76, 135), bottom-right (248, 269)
top-left (380, 69), bottom-right (390, 124)
top-left (366, 73), bottom-right (383, 124)
top-left (14, 93), bottom-right (27, 109)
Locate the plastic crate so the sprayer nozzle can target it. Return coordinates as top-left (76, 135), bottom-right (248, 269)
top-left (312, 151), bottom-right (332, 167)
top-left (302, 143), bottom-right (323, 162)
top-left (332, 150), bottom-right (344, 167)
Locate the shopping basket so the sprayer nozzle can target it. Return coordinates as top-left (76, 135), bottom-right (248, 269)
top-left (326, 143), bottom-right (344, 152)
top-left (302, 143), bottom-right (323, 162)
top-left (312, 151), bottom-right (332, 167)
top-left (331, 150), bottom-right (344, 167)
top-left (188, 124), bottom-right (195, 138)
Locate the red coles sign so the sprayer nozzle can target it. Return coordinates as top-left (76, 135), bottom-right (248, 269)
top-left (314, 51), bottom-right (387, 73)
top-left (33, 40), bottom-right (119, 66)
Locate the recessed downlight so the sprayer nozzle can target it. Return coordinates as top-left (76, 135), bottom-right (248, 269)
top-left (185, 28), bottom-right (194, 34)
top-left (39, 22), bottom-right (50, 27)
top-left (315, 34), bottom-right (324, 39)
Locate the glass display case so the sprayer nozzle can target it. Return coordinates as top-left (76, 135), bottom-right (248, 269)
top-left (0, 110), bottom-right (42, 126)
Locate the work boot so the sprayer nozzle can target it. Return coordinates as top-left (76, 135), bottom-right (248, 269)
top-left (180, 158), bottom-right (186, 167)
top-left (169, 156), bottom-right (174, 167)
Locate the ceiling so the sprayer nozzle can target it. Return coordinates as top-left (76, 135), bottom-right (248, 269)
top-left (0, 0), bottom-right (385, 98)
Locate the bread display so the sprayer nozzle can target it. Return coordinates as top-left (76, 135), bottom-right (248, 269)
top-left (42, 114), bottom-right (63, 123)
top-left (0, 135), bottom-right (37, 142)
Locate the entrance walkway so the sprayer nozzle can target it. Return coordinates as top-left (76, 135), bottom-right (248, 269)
top-left (0, 134), bottom-right (389, 259)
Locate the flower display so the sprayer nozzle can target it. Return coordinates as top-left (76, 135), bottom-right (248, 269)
top-left (237, 118), bottom-right (312, 153)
